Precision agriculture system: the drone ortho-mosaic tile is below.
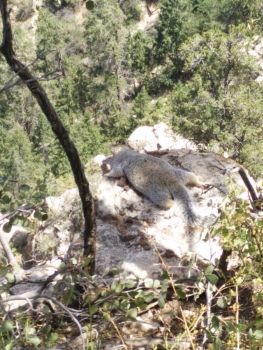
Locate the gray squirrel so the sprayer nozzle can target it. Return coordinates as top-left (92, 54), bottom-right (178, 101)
top-left (104, 148), bottom-right (203, 225)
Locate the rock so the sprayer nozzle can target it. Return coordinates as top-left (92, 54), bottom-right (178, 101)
top-left (93, 154), bottom-right (107, 167)
top-left (95, 124), bottom-right (257, 280)
top-left (127, 123), bottom-right (197, 152)
top-left (9, 124), bottom-right (258, 285)
top-left (45, 188), bottom-right (80, 216)
top-left (3, 283), bottom-right (43, 312)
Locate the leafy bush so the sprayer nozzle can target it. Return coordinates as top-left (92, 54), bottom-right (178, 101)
top-left (120, 0), bottom-right (142, 23)
top-left (171, 28), bottom-right (263, 175)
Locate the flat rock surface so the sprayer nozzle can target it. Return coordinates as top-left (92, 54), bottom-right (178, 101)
top-left (3, 124), bottom-right (255, 301)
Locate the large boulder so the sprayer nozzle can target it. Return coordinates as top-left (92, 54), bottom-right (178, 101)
top-left (5, 124), bottom-right (256, 288)
top-left (95, 124), bottom-right (254, 280)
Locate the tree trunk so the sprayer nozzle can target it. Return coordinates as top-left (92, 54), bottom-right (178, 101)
top-left (0, 0), bottom-right (95, 258)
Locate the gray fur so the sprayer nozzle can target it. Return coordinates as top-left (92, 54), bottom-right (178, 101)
top-left (105, 148), bottom-right (199, 224)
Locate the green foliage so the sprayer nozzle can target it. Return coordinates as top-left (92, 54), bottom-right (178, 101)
top-left (215, 0), bottom-right (263, 29)
top-left (15, 0), bottom-right (34, 22)
top-left (210, 198), bottom-right (263, 348)
top-left (2, 0), bottom-right (263, 207)
top-left (155, 0), bottom-right (198, 61)
top-left (0, 122), bottom-right (51, 210)
top-left (127, 31), bottom-right (154, 74)
top-left (84, 0), bottom-right (134, 141)
top-left (171, 27), bottom-right (263, 175)
top-left (85, 0), bottom-right (127, 72)
top-left (44, 0), bottom-right (80, 11)
top-left (131, 86), bottom-right (151, 128)
top-left (217, 198), bottom-right (263, 278)
top-left (1, 1), bottom-right (263, 348)
top-left (120, 0), bottom-right (142, 23)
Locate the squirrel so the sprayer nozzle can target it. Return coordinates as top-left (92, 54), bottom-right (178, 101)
top-left (104, 148), bottom-right (203, 225)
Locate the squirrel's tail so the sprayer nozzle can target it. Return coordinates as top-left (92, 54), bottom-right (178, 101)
top-left (172, 185), bottom-right (198, 225)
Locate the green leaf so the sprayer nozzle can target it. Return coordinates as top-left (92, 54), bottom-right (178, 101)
top-left (217, 297), bottom-right (227, 309)
top-left (144, 278), bottom-right (153, 288)
top-left (5, 273), bottom-right (15, 283)
top-left (27, 336), bottom-right (42, 346)
top-left (102, 302), bottom-right (111, 311)
top-left (205, 265), bottom-right (214, 275)
top-left (153, 280), bottom-right (161, 289)
top-left (252, 330), bottom-right (263, 340)
top-left (120, 298), bottom-right (130, 310)
top-left (211, 315), bottom-right (220, 330)
top-left (158, 294), bottom-right (166, 308)
top-left (19, 184), bottom-right (31, 192)
top-left (126, 308), bottom-right (138, 319)
top-left (46, 332), bottom-right (58, 346)
top-left (26, 326), bottom-right (36, 336)
top-left (134, 294), bottom-right (146, 308)
top-left (34, 210), bottom-right (48, 221)
top-left (124, 279), bottom-right (137, 289)
top-left (1, 320), bottom-right (14, 332)
top-left (0, 192), bottom-right (13, 204)
top-left (89, 304), bottom-right (98, 316)
top-left (86, 0), bottom-right (95, 10)
top-left (206, 273), bottom-right (219, 285)
top-left (111, 280), bottom-right (118, 291)
top-left (3, 222), bottom-right (12, 233)
top-left (115, 283), bottom-right (124, 294)
top-left (5, 342), bottom-right (14, 350)
top-left (143, 291), bottom-right (155, 303)
top-left (175, 286), bottom-right (186, 299)
top-left (0, 266), bottom-right (10, 278)
top-left (162, 270), bottom-right (169, 279)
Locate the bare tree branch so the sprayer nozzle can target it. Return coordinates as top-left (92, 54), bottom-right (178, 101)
top-left (0, 69), bottom-right (64, 94)
top-left (0, 221), bottom-right (26, 282)
top-left (0, 1), bottom-right (95, 259)
top-left (0, 225), bottom-right (18, 268)
top-left (238, 167), bottom-right (260, 210)
top-left (1, 295), bottom-right (86, 350)
top-left (0, 57), bottom-right (38, 94)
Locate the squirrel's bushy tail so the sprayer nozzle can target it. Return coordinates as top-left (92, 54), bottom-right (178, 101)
top-left (172, 185), bottom-right (198, 225)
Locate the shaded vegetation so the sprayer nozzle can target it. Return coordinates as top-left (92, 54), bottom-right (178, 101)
top-left (1, 0), bottom-right (263, 348)
top-left (1, 0), bottom-right (263, 207)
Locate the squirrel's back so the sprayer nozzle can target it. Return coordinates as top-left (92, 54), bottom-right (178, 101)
top-left (106, 148), bottom-right (199, 224)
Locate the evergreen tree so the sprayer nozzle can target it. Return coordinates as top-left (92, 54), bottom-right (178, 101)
top-left (171, 27), bottom-right (263, 174)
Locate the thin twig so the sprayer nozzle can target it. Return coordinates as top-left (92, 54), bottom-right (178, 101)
top-left (1, 295), bottom-right (86, 350)
top-left (104, 312), bottom-right (129, 350)
top-left (0, 70), bottom-right (63, 94)
top-left (179, 306), bottom-right (196, 350)
top-left (0, 57), bottom-right (38, 94)
top-left (235, 284), bottom-right (240, 350)
top-left (202, 281), bottom-right (213, 347)
top-left (152, 242), bottom-right (196, 349)
top-left (0, 204), bottom-right (35, 223)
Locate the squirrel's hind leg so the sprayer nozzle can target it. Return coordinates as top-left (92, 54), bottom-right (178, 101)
top-left (144, 185), bottom-right (173, 209)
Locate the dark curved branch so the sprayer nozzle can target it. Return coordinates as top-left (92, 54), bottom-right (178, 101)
top-left (238, 167), bottom-right (260, 210)
top-left (0, 0), bottom-right (95, 258)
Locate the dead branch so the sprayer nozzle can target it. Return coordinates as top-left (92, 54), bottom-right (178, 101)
top-left (0, 295), bottom-right (86, 350)
top-left (0, 225), bottom-right (18, 268)
top-left (202, 281), bottom-right (213, 347)
top-left (0, 1), bottom-right (95, 258)
top-left (0, 69), bottom-right (64, 94)
top-left (0, 222), bottom-right (25, 282)
top-left (238, 167), bottom-right (260, 210)
top-left (0, 57), bottom-right (38, 94)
